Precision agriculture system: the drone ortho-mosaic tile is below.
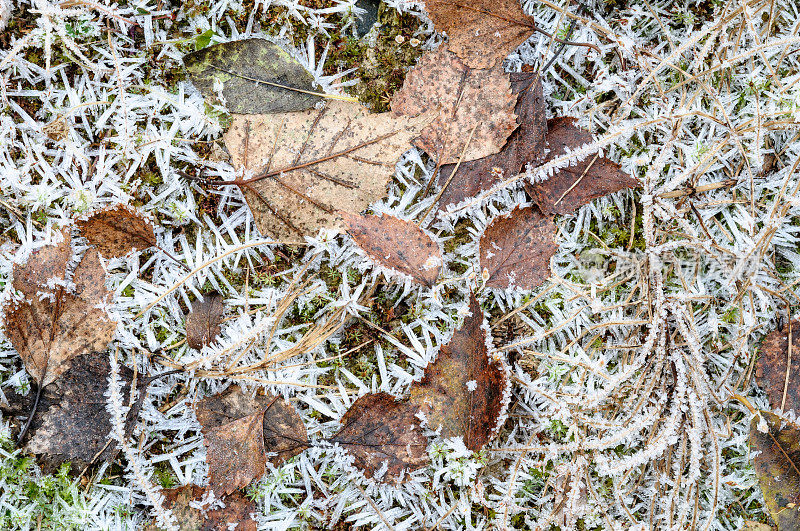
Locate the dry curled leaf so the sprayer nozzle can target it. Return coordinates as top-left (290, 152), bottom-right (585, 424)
top-left (331, 392), bottom-right (429, 483)
top-left (525, 117), bottom-right (640, 215)
top-left (390, 45), bottom-right (517, 164)
top-left (342, 212), bottom-right (442, 287)
top-left (437, 73), bottom-right (546, 211)
top-left (195, 387), bottom-right (309, 495)
top-left (6, 238), bottom-right (117, 388)
top-left (223, 100), bottom-right (429, 242)
top-left (423, 0), bottom-right (536, 68)
top-left (183, 38), bottom-right (322, 114)
top-left (76, 204), bottom-right (157, 260)
top-left (148, 485), bottom-right (257, 531)
top-left (185, 292), bottom-right (225, 349)
top-left (409, 293), bottom-right (509, 451)
top-left (750, 411), bottom-right (800, 530)
top-left (757, 320), bottom-right (800, 415)
top-left (479, 205), bottom-right (557, 291)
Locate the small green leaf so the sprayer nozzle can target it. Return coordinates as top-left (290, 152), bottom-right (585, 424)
top-left (194, 29), bottom-right (215, 51)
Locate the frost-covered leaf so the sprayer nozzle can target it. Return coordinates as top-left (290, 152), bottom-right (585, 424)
top-left (342, 212), bottom-right (442, 287)
top-left (6, 242), bottom-right (117, 387)
top-left (195, 387), bottom-right (309, 495)
top-left (479, 205), bottom-right (557, 290)
top-left (409, 294), bottom-right (509, 451)
top-left (750, 411), bottom-right (800, 530)
top-left (185, 292), bottom-right (224, 350)
top-left (355, 0), bottom-right (380, 35)
top-left (76, 204), bottom-right (157, 260)
top-left (437, 72), bottom-right (546, 211)
top-left (525, 118), bottom-right (640, 215)
top-left (390, 45), bottom-right (517, 164)
top-left (147, 485), bottom-right (257, 531)
top-left (757, 320), bottom-right (800, 415)
top-left (223, 100), bottom-right (429, 242)
top-left (183, 38), bottom-right (321, 114)
top-left (423, 0), bottom-right (536, 68)
top-left (331, 392), bottom-right (429, 483)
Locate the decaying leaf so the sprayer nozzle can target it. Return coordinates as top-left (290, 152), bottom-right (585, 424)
top-left (341, 212), bottom-right (442, 287)
top-left (6, 239), bottom-right (117, 388)
top-left (0, 350), bottom-right (140, 471)
top-left (223, 100), bottom-right (430, 242)
top-left (76, 204), bottom-right (157, 260)
top-left (423, 0), bottom-right (536, 68)
top-left (148, 485), bottom-right (257, 531)
top-left (525, 117), bottom-right (640, 215)
top-left (185, 292), bottom-right (225, 349)
top-left (757, 320), bottom-right (800, 415)
top-left (409, 293), bottom-right (509, 451)
top-left (331, 392), bottom-right (429, 483)
top-left (390, 45), bottom-right (517, 164)
top-left (183, 38), bottom-right (321, 114)
top-left (437, 72), bottom-right (547, 211)
top-left (750, 411), bottom-right (800, 530)
top-left (479, 206), bottom-right (557, 290)
top-left (195, 387), bottom-right (309, 495)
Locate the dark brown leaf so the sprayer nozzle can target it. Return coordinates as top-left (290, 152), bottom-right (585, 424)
top-left (424, 0), bottom-right (535, 69)
top-left (479, 206), bottom-right (557, 290)
top-left (408, 293), bottom-right (509, 451)
top-left (437, 73), bottom-right (547, 211)
top-left (390, 45), bottom-right (517, 164)
top-left (750, 411), bottom-right (800, 530)
top-left (524, 117), bottom-right (640, 215)
top-left (76, 204), bottom-right (157, 259)
top-left (6, 244), bottom-right (117, 387)
top-left (12, 229), bottom-right (71, 296)
top-left (195, 387), bottom-right (308, 495)
top-left (148, 485), bottom-right (258, 531)
top-left (341, 212), bottom-right (442, 287)
top-left (186, 292), bottom-right (225, 350)
top-left (757, 320), bottom-right (800, 415)
top-left (331, 392), bottom-right (429, 483)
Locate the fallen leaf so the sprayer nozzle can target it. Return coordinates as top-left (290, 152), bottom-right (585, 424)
top-left (423, 0), bottom-right (536, 68)
top-left (479, 205), bottom-right (557, 290)
top-left (342, 212), bottom-right (442, 287)
top-left (390, 45), bottom-right (517, 164)
top-left (354, 0), bottom-right (380, 35)
top-left (195, 387), bottom-right (309, 495)
top-left (757, 320), bottom-right (800, 415)
top-left (6, 242), bottom-right (117, 388)
top-left (525, 117), bottom-right (640, 215)
top-left (409, 293), bottom-right (509, 451)
top-left (330, 392), bottom-right (429, 483)
top-left (183, 38), bottom-right (322, 114)
top-left (222, 100), bottom-right (429, 242)
top-left (76, 204), bottom-right (157, 260)
top-left (147, 485), bottom-right (257, 531)
top-left (437, 72), bottom-right (547, 211)
top-left (185, 292), bottom-right (225, 350)
top-left (750, 411), bottom-right (800, 530)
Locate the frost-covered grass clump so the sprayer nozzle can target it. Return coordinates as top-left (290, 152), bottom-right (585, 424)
top-left (1, 0), bottom-right (800, 529)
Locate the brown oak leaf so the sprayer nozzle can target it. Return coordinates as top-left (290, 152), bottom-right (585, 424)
top-left (147, 485), bottom-right (258, 531)
top-left (437, 72), bottom-right (547, 211)
top-left (186, 292), bottom-right (225, 349)
top-left (6, 239), bottom-right (117, 388)
top-left (409, 293), bottom-right (509, 451)
top-left (756, 320), bottom-right (800, 415)
top-left (222, 100), bottom-right (430, 243)
top-left (76, 204), bottom-right (157, 259)
top-left (331, 392), bottom-right (429, 483)
top-left (479, 206), bottom-right (557, 290)
top-left (390, 45), bottom-right (517, 164)
top-left (525, 117), bottom-right (640, 215)
top-left (341, 212), bottom-right (442, 287)
top-left (423, 0), bottom-right (536, 68)
top-left (195, 387), bottom-right (309, 495)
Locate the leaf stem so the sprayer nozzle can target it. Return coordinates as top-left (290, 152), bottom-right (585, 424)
top-left (17, 382), bottom-right (43, 443)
